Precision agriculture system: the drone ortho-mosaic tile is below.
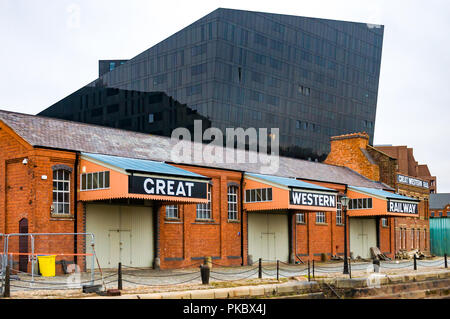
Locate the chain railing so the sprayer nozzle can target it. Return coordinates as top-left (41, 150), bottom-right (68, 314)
top-left (2, 254), bottom-right (448, 297)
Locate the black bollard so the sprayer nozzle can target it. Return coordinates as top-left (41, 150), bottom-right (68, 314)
top-left (258, 258), bottom-right (262, 279)
top-left (413, 254), bottom-right (417, 271)
top-left (200, 264), bottom-right (210, 285)
top-left (445, 254), bottom-right (448, 269)
top-left (4, 265), bottom-right (10, 298)
top-left (118, 262), bottom-right (122, 290)
top-left (312, 260), bottom-right (315, 279)
top-left (349, 257), bottom-right (352, 279)
top-left (276, 260), bottom-right (279, 281)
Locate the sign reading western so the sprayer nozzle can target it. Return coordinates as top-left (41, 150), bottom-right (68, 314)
top-left (397, 174), bottom-right (429, 189)
top-left (387, 200), bottom-right (418, 214)
top-left (129, 176), bottom-right (207, 199)
top-left (290, 190), bottom-right (336, 208)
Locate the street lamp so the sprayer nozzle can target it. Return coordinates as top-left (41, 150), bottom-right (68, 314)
top-left (340, 196), bottom-right (350, 275)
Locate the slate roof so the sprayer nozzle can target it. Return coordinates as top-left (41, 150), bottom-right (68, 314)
top-left (0, 110), bottom-right (390, 189)
top-left (81, 152), bottom-right (209, 179)
top-left (430, 193), bottom-right (450, 209)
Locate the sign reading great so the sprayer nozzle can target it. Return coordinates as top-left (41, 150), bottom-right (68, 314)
top-left (129, 175), bottom-right (208, 199)
top-left (290, 190), bottom-right (336, 208)
top-left (397, 174), bottom-right (429, 189)
top-left (387, 200), bottom-right (418, 214)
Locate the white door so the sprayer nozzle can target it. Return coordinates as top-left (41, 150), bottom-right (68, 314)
top-left (349, 218), bottom-right (377, 259)
top-left (248, 213), bottom-right (289, 262)
top-left (86, 204), bottom-right (153, 269)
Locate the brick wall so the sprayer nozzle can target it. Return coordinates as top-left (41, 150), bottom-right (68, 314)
top-left (159, 165), bottom-right (243, 269)
top-left (0, 122), bottom-right (86, 273)
top-left (324, 132), bottom-right (380, 181)
top-left (292, 210), bottom-right (346, 261)
top-left (324, 132), bottom-right (431, 256)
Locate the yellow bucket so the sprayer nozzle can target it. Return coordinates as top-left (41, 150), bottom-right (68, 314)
top-left (38, 255), bottom-right (56, 277)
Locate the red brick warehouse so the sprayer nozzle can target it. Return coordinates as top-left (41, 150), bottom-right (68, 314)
top-left (0, 111), bottom-right (423, 272)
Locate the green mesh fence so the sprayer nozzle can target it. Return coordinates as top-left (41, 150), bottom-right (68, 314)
top-left (430, 218), bottom-right (450, 256)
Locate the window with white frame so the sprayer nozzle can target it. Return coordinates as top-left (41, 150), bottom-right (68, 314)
top-left (53, 170), bottom-right (70, 214)
top-left (382, 218), bottom-right (389, 227)
top-left (166, 205), bottom-right (179, 219)
top-left (196, 184), bottom-right (212, 220)
top-left (336, 200), bottom-right (343, 225)
top-left (399, 228), bottom-right (402, 249)
top-left (296, 213), bottom-right (305, 224)
top-left (348, 198), bottom-right (373, 210)
top-left (227, 186), bottom-right (239, 221)
top-left (245, 188), bottom-right (273, 203)
top-left (81, 171), bottom-right (110, 191)
top-left (411, 229), bottom-right (415, 249)
top-left (316, 212), bottom-right (326, 224)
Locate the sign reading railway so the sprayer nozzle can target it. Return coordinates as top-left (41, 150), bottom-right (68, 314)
top-left (129, 175), bottom-right (208, 199)
top-left (290, 190), bottom-right (337, 208)
top-left (387, 200), bottom-right (418, 214)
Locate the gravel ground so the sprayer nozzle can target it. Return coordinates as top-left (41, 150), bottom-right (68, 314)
top-left (3, 257), bottom-right (447, 298)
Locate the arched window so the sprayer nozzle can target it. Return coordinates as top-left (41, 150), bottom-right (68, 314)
top-left (53, 169), bottom-right (71, 214)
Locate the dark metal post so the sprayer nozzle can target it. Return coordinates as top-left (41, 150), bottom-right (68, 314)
top-left (4, 265), bottom-right (10, 298)
top-left (348, 257), bottom-right (352, 279)
top-left (118, 262), bottom-right (122, 290)
top-left (413, 254), bottom-right (417, 271)
top-left (276, 260), bottom-right (279, 281)
top-left (445, 254), bottom-right (448, 268)
top-left (200, 264), bottom-right (210, 285)
top-left (343, 205), bottom-right (349, 274)
top-left (312, 260), bottom-right (315, 279)
top-left (258, 258), bottom-right (262, 279)
top-left (307, 260), bottom-right (311, 282)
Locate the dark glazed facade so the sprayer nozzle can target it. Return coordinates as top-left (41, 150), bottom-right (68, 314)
top-left (39, 8), bottom-right (384, 161)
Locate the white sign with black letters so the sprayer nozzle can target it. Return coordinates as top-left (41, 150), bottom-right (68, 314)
top-left (290, 190), bottom-right (336, 208)
top-left (387, 200), bottom-right (418, 214)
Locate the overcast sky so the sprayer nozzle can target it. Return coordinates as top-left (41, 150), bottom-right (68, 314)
top-left (1, 0), bottom-right (449, 191)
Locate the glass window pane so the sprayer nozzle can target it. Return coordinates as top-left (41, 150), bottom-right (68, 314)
top-left (93, 173), bottom-right (99, 189)
top-left (87, 174), bottom-right (93, 189)
top-left (82, 174), bottom-right (87, 190)
top-left (99, 172), bottom-right (104, 188)
top-left (261, 188), bottom-right (267, 201)
top-left (105, 171), bottom-right (110, 188)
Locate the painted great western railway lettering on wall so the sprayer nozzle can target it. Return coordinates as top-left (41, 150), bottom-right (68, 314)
top-left (290, 190), bottom-right (336, 207)
top-left (397, 174), bottom-right (429, 189)
top-left (128, 175), bottom-right (208, 199)
top-left (387, 200), bottom-right (418, 214)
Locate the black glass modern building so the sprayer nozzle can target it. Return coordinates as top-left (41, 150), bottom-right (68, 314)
top-left (39, 8), bottom-right (384, 160)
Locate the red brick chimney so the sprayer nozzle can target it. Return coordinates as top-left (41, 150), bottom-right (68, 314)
top-left (324, 132), bottom-right (380, 181)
